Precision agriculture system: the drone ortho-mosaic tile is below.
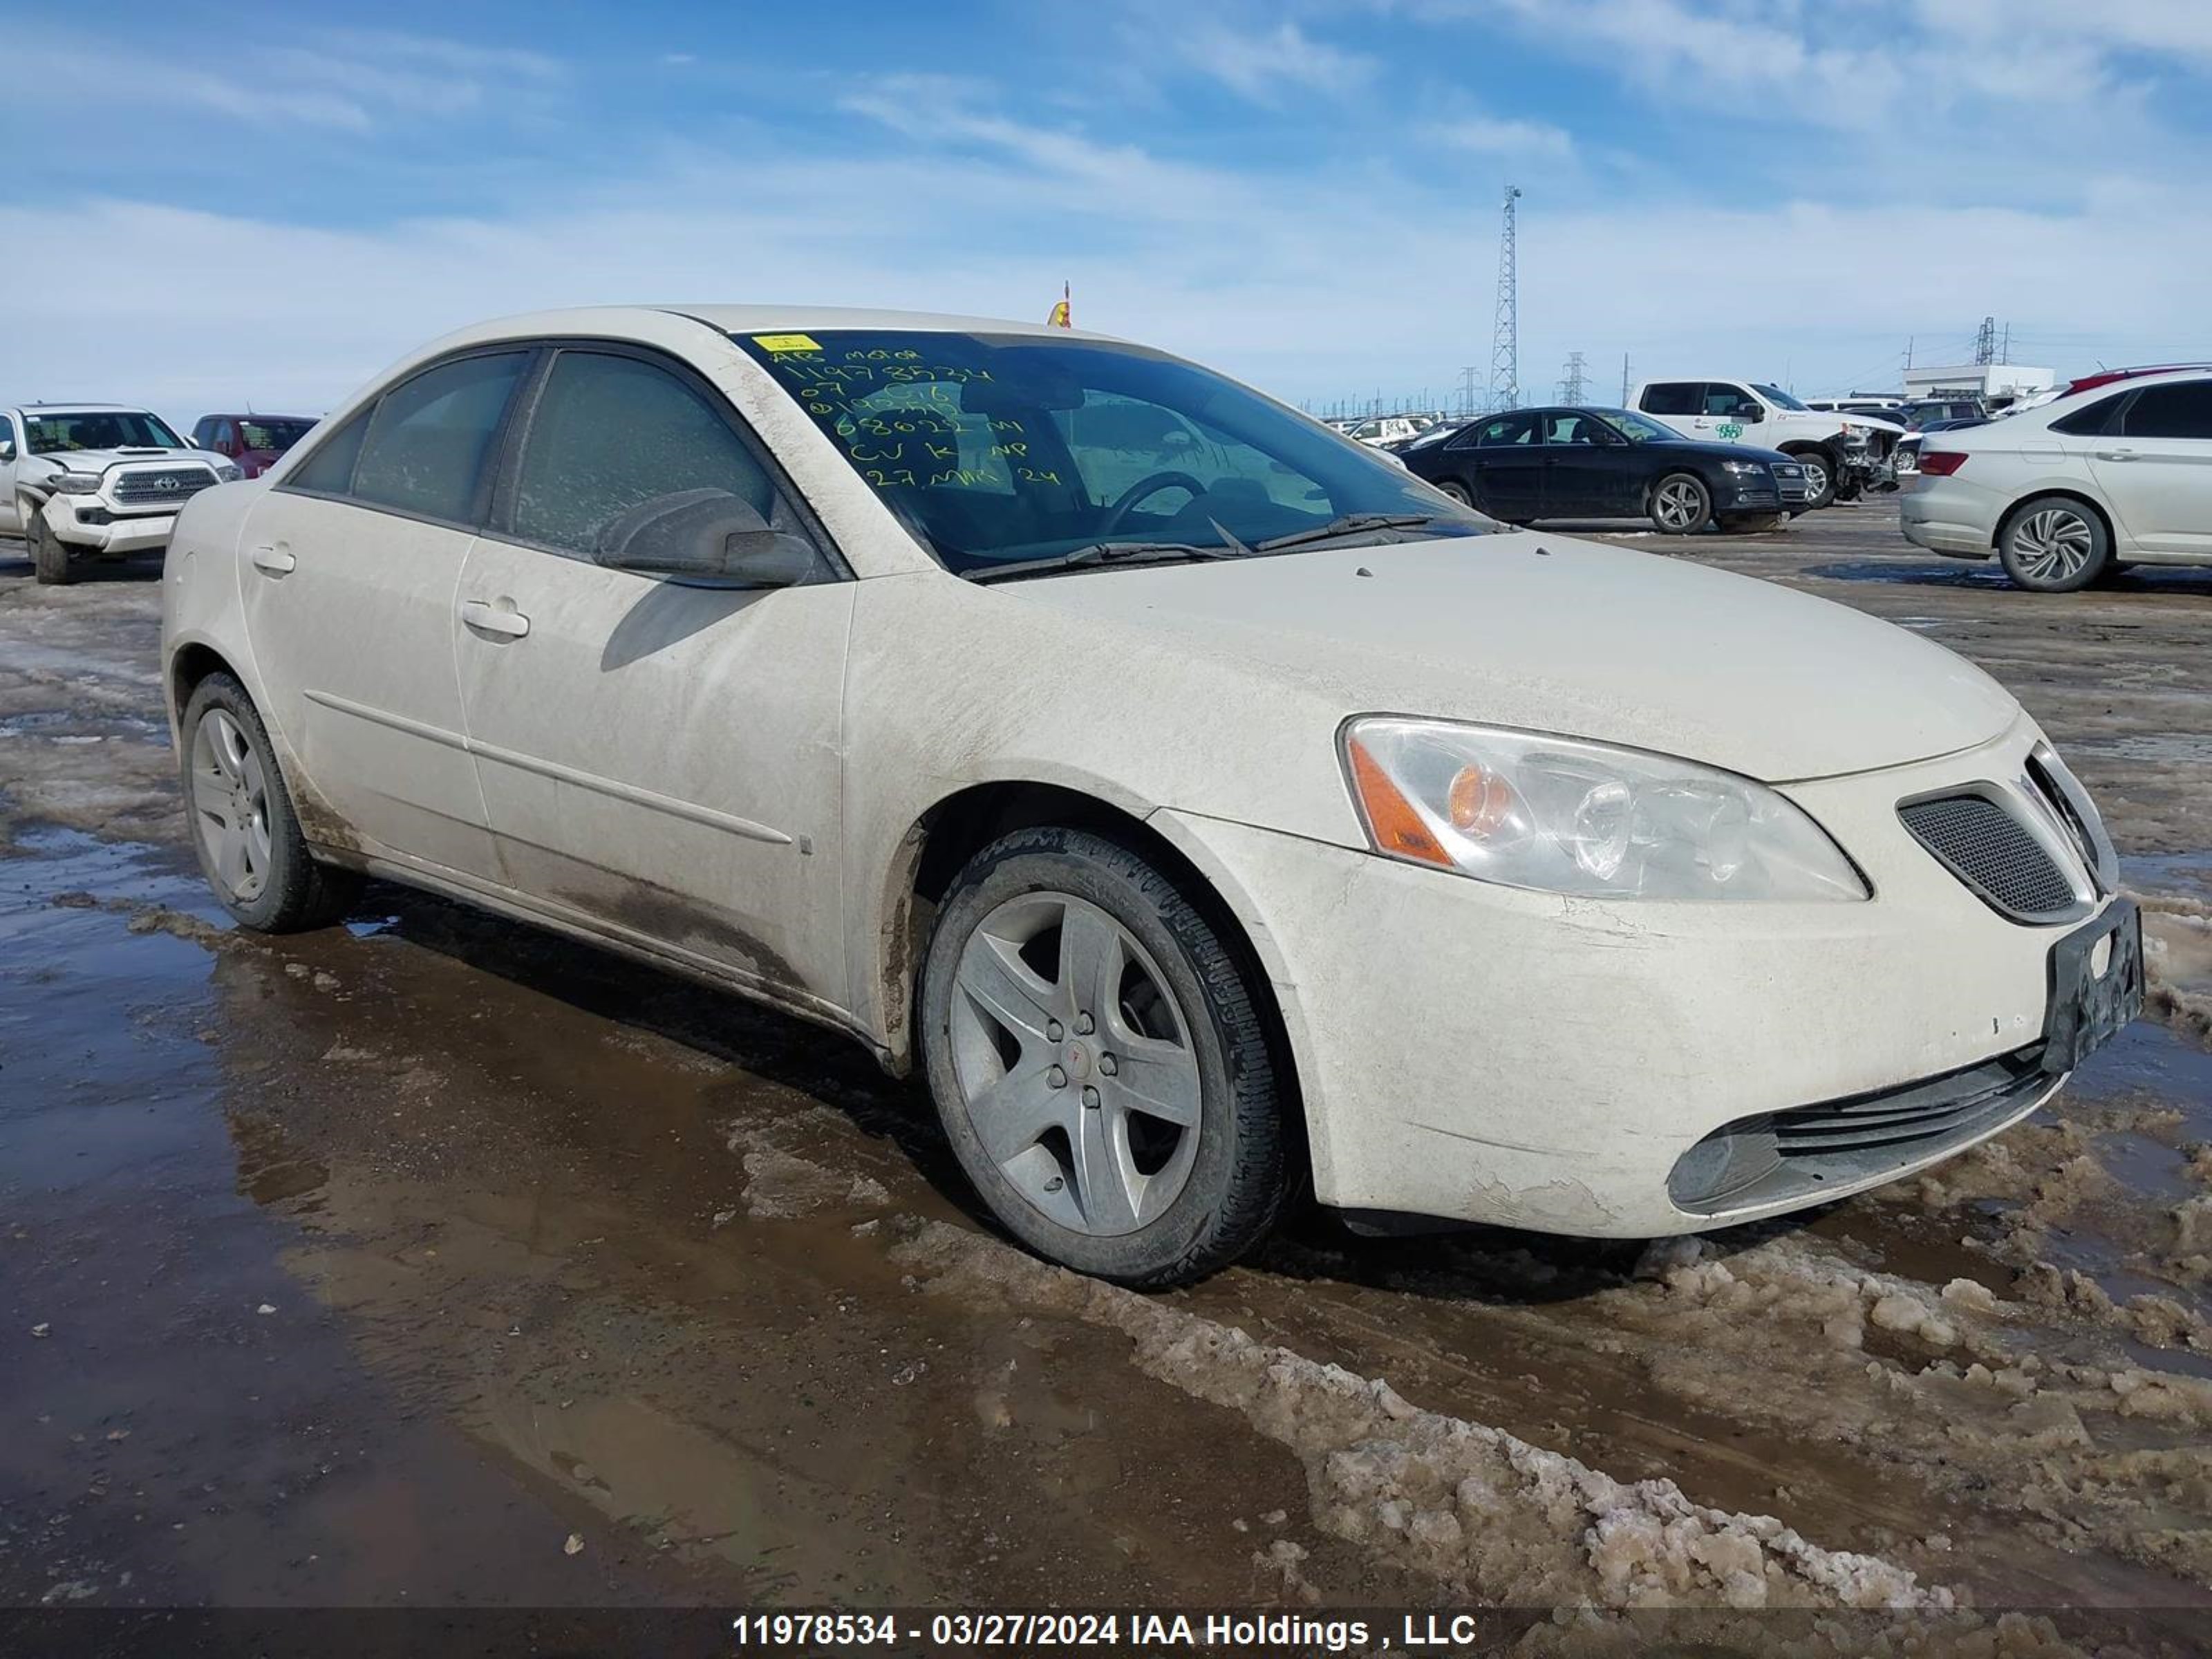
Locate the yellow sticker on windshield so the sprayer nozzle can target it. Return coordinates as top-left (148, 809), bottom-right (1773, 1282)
top-left (753, 333), bottom-right (823, 354)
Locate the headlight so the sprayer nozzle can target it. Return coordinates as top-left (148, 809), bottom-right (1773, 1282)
top-left (1340, 718), bottom-right (1868, 902)
top-left (50, 470), bottom-right (104, 494)
top-left (214, 462), bottom-right (242, 482)
top-left (1720, 459), bottom-right (1766, 476)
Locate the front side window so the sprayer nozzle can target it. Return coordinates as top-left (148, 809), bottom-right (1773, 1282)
top-left (509, 350), bottom-right (778, 556)
top-left (1469, 413), bottom-right (1539, 447)
top-left (1595, 410), bottom-right (1674, 444)
top-left (2121, 382), bottom-right (2212, 440)
top-left (1749, 383), bottom-right (1809, 411)
top-left (1638, 382), bottom-right (1701, 417)
top-left (24, 410), bottom-right (185, 454)
top-left (1542, 413), bottom-right (1607, 447)
top-left (1705, 384), bottom-right (1761, 418)
top-left (349, 352), bottom-right (528, 523)
top-left (735, 330), bottom-right (1481, 574)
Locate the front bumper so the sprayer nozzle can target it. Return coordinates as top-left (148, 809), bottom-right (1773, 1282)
top-left (1714, 473), bottom-right (1783, 513)
top-left (43, 496), bottom-right (180, 554)
top-left (1156, 719), bottom-right (2124, 1237)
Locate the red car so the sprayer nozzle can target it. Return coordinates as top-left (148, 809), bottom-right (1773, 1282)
top-left (189, 413), bottom-right (320, 478)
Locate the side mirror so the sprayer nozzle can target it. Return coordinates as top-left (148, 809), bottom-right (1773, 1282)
top-left (1736, 405), bottom-right (1765, 424)
top-left (593, 488), bottom-right (821, 588)
top-left (0, 438), bottom-right (13, 462)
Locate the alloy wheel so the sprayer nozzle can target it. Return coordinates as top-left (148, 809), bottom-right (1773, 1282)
top-left (189, 709), bottom-right (273, 903)
top-left (948, 891), bottom-right (1201, 1237)
top-left (1653, 479), bottom-right (1707, 532)
top-left (2009, 507), bottom-right (2095, 584)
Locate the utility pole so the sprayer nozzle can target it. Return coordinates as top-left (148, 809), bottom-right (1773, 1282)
top-left (1999, 323), bottom-right (2011, 364)
top-left (1620, 353), bottom-right (1631, 406)
top-left (1458, 366), bottom-right (1481, 419)
top-left (1974, 315), bottom-right (1996, 366)
top-left (1557, 350), bottom-right (1587, 404)
top-left (1488, 185), bottom-right (1523, 411)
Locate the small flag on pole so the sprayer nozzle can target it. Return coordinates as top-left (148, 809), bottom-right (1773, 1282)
top-left (1047, 281), bottom-right (1071, 328)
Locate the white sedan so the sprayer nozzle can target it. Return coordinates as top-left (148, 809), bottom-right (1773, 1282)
top-left (1901, 369), bottom-right (2212, 590)
top-left (161, 306), bottom-right (2142, 1284)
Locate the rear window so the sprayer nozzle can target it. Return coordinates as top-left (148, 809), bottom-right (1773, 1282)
top-left (2049, 394), bottom-right (2124, 437)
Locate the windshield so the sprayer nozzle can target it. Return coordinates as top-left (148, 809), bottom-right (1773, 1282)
top-left (24, 410), bottom-right (185, 455)
top-left (239, 418), bottom-right (315, 451)
top-left (1592, 409), bottom-right (1676, 443)
top-left (733, 330), bottom-right (1488, 575)
top-left (1750, 383), bottom-right (1810, 411)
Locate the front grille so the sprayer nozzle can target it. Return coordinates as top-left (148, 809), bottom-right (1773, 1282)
top-left (1669, 1047), bottom-right (2047, 1214)
top-left (1899, 793), bottom-right (2078, 921)
top-left (111, 466), bottom-right (218, 507)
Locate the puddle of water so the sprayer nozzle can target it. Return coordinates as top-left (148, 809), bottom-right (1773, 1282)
top-left (1805, 559), bottom-right (2012, 588)
top-left (2126, 849), bottom-right (2212, 900)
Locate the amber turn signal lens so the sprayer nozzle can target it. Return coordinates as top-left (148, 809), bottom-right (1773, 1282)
top-left (1447, 762), bottom-right (1517, 838)
top-left (1347, 737), bottom-right (1451, 866)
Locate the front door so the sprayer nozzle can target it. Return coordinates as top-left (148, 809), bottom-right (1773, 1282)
top-left (1537, 409), bottom-right (1635, 516)
top-left (451, 346), bottom-right (853, 1007)
top-left (0, 411), bottom-right (25, 534)
top-left (238, 348), bottom-right (532, 878)
top-left (2090, 380), bottom-right (2212, 557)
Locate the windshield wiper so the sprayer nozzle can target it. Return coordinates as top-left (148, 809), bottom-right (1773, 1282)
top-left (1248, 512), bottom-right (1470, 553)
top-left (962, 541), bottom-right (1239, 584)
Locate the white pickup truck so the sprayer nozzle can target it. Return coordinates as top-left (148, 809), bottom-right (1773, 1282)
top-left (1628, 379), bottom-right (1902, 509)
top-left (0, 404), bottom-right (239, 585)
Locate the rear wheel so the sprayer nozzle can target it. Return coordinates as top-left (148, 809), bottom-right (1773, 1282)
top-left (180, 673), bottom-right (364, 931)
top-left (1649, 472), bottom-right (1712, 534)
top-left (1434, 478), bottom-right (1474, 508)
top-left (28, 510), bottom-right (73, 586)
top-left (1786, 449), bottom-right (1836, 509)
top-left (918, 827), bottom-right (1288, 1286)
top-left (1998, 496), bottom-right (2109, 592)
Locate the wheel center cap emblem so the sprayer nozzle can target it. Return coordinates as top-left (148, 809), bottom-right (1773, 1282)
top-left (1062, 1042), bottom-right (1093, 1080)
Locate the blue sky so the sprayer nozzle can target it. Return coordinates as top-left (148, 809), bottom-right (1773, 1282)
top-left (7, 0), bottom-right (2212, 417)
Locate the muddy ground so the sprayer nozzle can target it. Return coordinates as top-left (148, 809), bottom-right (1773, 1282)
top-left (3, 507), bottom-right (2210, 1653)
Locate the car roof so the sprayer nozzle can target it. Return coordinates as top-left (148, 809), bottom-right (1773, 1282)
top-left (435, 303), bottom-right (1124, 351)
top-left (8, 402), bottom-right (154, 415)
top-left (203, 411), bottom-right (317, 420)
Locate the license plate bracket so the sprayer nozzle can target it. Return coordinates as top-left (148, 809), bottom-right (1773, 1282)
top-left (2041, 899), bottom-right (2144, 1076)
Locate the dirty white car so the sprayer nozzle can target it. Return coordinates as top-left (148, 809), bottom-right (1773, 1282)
top-left (1, 404), bottom-right (238, 584)
top-left (160, 307), bottom-right (2143, 1285)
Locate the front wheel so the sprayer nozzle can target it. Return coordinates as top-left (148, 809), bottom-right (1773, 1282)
top-left (179, 673), bottom-right (364, 931)
top-left (28, 510), bottom-right (73, 586)
top-left (1998, 496), bottom-right (2110, 592)
top-left (1649, 472), bottom-right (1712, 534)
top-left (918, 827), bottom-right (1288, 1286)
top-left (1787, 450), bottom-right (1837, 510)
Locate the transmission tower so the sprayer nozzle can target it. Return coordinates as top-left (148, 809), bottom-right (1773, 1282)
top-left (1557, 350), bottom-right (1587, 404)
top-left (1974, 315), bottom-right (1996, 366)
top-left (1457, 366), bottom-right (1481, 418)
top-left (1488, 185), bottom-right (1523, 411)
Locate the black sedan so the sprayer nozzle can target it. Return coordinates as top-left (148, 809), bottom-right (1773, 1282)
top-left (1394, 406), bottom-right (1805, 534)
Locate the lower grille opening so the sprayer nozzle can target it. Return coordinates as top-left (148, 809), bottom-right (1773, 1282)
top-left (1668, 1046), bottom-right (2048, 1216)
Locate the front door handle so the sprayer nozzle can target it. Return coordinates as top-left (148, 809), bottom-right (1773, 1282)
top-left (460, 598), bottom-right (531, 639)
top-left (250, 543), bottom-right (296, 575)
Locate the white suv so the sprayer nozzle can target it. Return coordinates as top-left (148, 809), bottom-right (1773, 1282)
top-left (1631, 379), bottom-right (1902, 509)
top-left (1900, 370), bottom-right (2212, 591)
top-left (0, 404), bottom-right (239, 585)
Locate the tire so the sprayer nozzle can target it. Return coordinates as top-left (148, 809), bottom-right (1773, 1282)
top-left (179, 673), bottom-right (364, 931)
top-left (1717, 512), bottom-right (1785, 535)
top-left (1434, 478), bottom-right (1474, 507)
top-left (1649, 471), bottom-right (1712, 534)
top-left (1997, 496), bottom-right (2110, 593)
top-left (1785, 449), bottom-right (1837, 510)
top-left (918, 826), bottom-right (1288, 1286)
top-left (28, 509), bottom-right (73, 586)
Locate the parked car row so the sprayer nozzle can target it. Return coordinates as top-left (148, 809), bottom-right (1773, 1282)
top-left (0, 403), bottom-right (315, 583)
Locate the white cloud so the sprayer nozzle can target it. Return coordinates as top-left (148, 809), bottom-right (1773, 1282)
top-left (1163, 19), bottom-right (1378, 102)
top-left (1432, 114), bottom-right (1575, 159)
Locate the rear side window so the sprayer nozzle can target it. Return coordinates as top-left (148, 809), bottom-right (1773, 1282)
top-left (2121, 382), bottom-right (2212, 440)
top-left (350, 352), bottom-right (529, 523)
top-left (289, 410), bottom-right (370, 494)
top-left (509, 350), bottom-right (776, 556)
top-left (2049, 394), bottom-right (2125, 437)
top-left (1638, 382), bottom-right (1700, 416)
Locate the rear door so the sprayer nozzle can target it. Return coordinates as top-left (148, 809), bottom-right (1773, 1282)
top-left (1452, 411), bottom-right (1544, 518)
top-left (238, 348), bottom-right (532, 878)
top-left (2090, 381), bottom-right (2212, 556)
top-left (0, 411), bottom-right (22, 533)
top-left (452, 344), bottom-right (854, 1006)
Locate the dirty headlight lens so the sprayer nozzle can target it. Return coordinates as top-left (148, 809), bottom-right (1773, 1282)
top-left (214, 462), bottom-right (242, 482)
top-left (50, 471), bottom-right (104, 494)
top-left (1342, 718), bottom-right (1867, 901)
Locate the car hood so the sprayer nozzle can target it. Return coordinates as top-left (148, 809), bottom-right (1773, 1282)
top-left (995, 532), bottom-right (2018, 782)
top-left (25, 447), bottom-right (225, 474)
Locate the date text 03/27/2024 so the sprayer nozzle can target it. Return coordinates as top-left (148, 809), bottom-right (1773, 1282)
top-left (727, 1611), bottom-right (1487, 1651)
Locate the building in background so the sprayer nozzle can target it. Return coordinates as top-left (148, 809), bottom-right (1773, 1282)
top-left (1901, 362), bottom-right (2054, 407)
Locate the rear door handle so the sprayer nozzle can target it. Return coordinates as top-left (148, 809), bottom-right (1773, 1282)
top-left (460, 598), bottom-right (531, 639)
top-left (2094, 448), bottom-right (2139, 462)
top-left (250, 543), bottom-right (296, 575)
